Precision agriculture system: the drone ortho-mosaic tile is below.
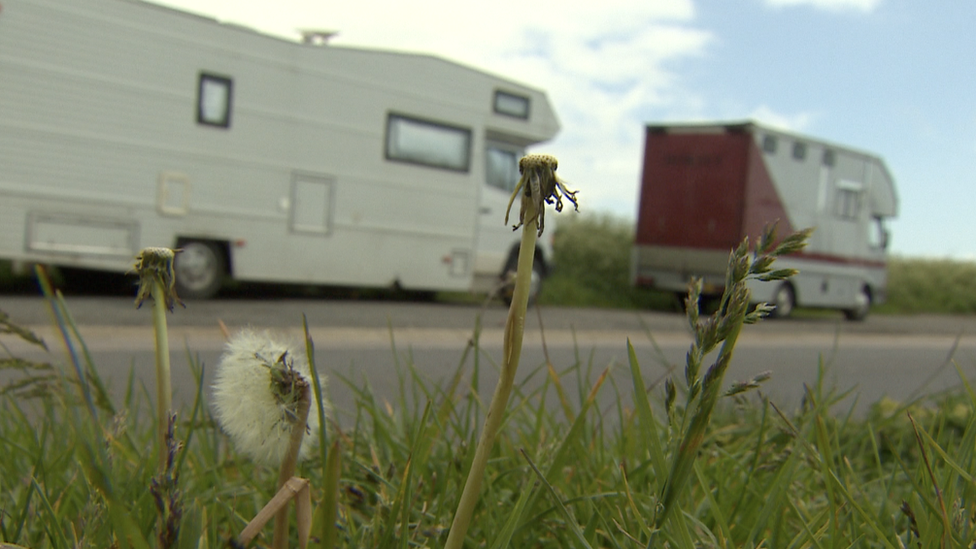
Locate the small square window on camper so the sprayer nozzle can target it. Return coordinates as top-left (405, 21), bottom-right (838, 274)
top-left (762, 135), bottom-right (777, 154)
top-left (493, 91), bottom-right (530, 119)
top-left (792, 141), bottom-right (807, 161)
top-left (385, 114), bottom-right (472, 172)
top-left (197, 73), bottom-right (233, 128)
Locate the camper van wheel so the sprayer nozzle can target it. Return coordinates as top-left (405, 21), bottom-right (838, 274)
top-left (769, 283), bottom-right (795, 319)
top-left (843, 286), bottom-right (872, 321)
top-left (173, 240), bottom-right (226, 300)
top-left (502, 260), bottom-right (544, 307)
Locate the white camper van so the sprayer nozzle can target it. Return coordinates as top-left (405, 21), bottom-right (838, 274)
top-left (632, 121), bottom-right (899, 320)
top-left (0, 0), bottom-right (560, 299)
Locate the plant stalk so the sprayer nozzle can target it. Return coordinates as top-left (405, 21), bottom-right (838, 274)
top-left (273, 384), bottom-right (311, 549)
top-left (150, 279), bottom-right (173, 473)
top-left (445, 200), bottom-right (538, 549)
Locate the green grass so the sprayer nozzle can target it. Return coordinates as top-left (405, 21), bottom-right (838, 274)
top-left (538, 214), bottom-right (675, 310)
top-left (878, 257), bottom-right (976, 314)
top-left (3, 232), bottom-right (976, 548)
top-left (3, 305), bottom-right (975, 547)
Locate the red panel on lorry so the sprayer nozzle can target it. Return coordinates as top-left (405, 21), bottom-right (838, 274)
top-left (743, 139), bottom-right (796, 238)
top-left (635, 129), bottom-right (750, 250)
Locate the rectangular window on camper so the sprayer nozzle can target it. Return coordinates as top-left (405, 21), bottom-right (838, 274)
top-left (385, 114), bottom-right (472, 172)
top-left (493, 90), bottom-right (530, 119)
top-left (486, 146), bottom-right (521, 192)
top-left (197, 73), bottom-right (233, 128)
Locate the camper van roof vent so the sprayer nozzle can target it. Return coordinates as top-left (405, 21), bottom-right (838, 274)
top-left (300, 30), bottom-right (338, 46)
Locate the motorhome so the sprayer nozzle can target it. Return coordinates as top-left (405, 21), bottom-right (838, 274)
top-left (0, 0), bottom-right (560, 299)
top-left (631, 121), bottom-right (898, 320)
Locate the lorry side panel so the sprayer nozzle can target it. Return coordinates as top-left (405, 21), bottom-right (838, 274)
top-left (635, 129), bottom-right (749, 251)
top-left (633, 127), bottom-right (784, 293)
top-left (742, 133), bottom-right (797, 241)
top-left (753, 129), bottom-right (890, 308)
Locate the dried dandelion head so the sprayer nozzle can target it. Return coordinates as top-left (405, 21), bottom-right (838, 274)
top-left (212, 330), bottom-right (327, 467)
top-left (133, 247), bottom-right (183, 311)
top-left (504, 153), bottom-right (579, 236)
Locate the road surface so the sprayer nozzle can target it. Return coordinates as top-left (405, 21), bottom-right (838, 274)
top-left (3, 296), bottom-right (975, 422)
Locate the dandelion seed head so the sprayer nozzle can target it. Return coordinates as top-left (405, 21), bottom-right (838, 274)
top-left (212, 329), bottom-right (327, 467)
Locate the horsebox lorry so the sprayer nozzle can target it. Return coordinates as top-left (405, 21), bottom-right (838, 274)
top-left (0, 0), bottom-right (560, 299)
top-left (631, 121), bottom-right (898, 320)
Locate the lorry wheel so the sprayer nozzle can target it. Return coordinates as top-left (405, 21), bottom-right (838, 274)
top-left (843, 286), bottom-right (872, 321)
top-left (769, 283), bottom-right (795, 319)
top-left (173, 240), bottom-right (226, 300)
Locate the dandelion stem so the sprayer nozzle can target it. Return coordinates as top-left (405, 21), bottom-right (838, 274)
top-left (150, 278), bottom-right (173, 472)
top-left (445, 199), bottom-right (539, 549)
top-left (273, 383), bottom-right (311, 549)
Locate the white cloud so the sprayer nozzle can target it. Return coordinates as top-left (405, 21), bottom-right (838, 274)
top-left (748, 105), bottom-right (817, 132)
top-left (762, 0), bottom-right (882, 12)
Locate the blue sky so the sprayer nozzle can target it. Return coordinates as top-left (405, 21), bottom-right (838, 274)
top-left (158, 0), bottom-right (975, 259)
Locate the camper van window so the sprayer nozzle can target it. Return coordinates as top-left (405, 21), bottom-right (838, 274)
top-left (486, 147), bottom-right (520, 192)
top-left (197, 73), bottom-right (233, 128)
top-left (762, 135), bottom-right (777, 154)
top-left (493, 91), bottom-right (530, 120)
top-left (792, 142), bottom-right (807, 161)
top-left (385, 114), bottom-right (472, 172)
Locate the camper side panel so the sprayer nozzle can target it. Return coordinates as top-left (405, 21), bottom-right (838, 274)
top-left (1, 0), bottom-right (561, 293)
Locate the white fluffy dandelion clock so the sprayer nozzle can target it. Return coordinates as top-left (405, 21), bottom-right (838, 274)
top-left (212, 329), bottom-right (326, 467)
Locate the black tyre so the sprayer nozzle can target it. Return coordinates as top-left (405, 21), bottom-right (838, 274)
top-left (768, 283), bottom-right (795, 319)
top-left (843, 286), bottom-right (871, 321)
top-left (173, 240), bottom-right (226, 300)
top-left (501, 256), bottom-right (545, 307)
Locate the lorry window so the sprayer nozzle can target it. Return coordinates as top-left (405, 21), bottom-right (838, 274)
top-left (835, 188), bottom-right (861, 220)
top-left (197, 73), bottom-right (233, 128)
top-left (792, 141), bottom-right (807, 161)
top-left (493, 90), bottom-right (530, 119)
top-left (868, 216), bottom-right (889, 249)
top-left (385, 114), bottom-right (472, 172)
top-left (486, 147), bottom-right (520, 192)
top-left (762, 135), bottom-right (777, 154)
top-left (822, 149), bottom-right (836, 167)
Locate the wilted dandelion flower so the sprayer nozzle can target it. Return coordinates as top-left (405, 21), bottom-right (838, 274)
top-left (133, 246), bottom-right (183, 311)
top-left (504, 153), bottom-right (579, 236)
top-left (213, 330), bottom-right (326, 467)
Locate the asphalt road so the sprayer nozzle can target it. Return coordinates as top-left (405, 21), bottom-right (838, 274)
top-left (3, 295), bottom-right (976, 422)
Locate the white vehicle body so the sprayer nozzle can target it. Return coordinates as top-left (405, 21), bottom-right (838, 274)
top-left (0, 0), bottom-right (560, 298)
top-left (632, 121), bottom-right (899, 320)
